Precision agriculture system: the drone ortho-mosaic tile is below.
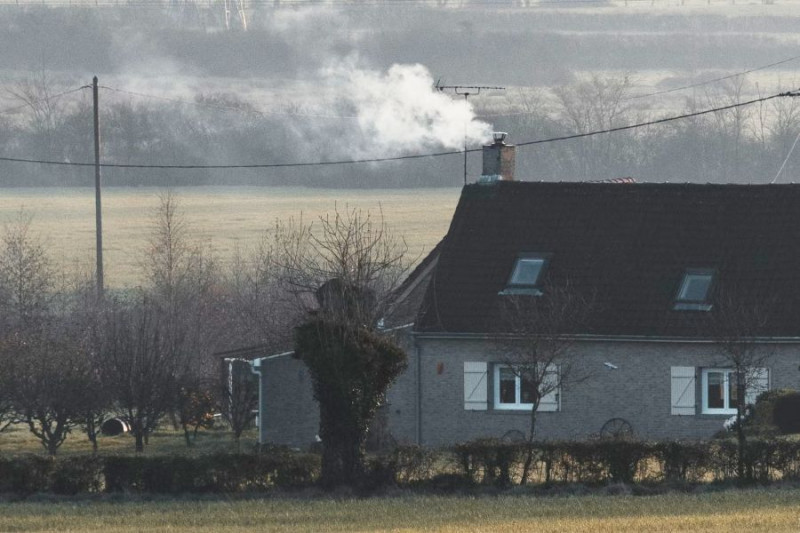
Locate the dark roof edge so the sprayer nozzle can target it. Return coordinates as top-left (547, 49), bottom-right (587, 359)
top-left (413, 332), bottom-right (800, 344)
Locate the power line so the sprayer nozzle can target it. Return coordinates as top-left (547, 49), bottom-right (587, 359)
top-left (479, 54), bottom-right (800, 119)
top-left (0, 88), bottom-right (797, 170)
top-left (0, 86), bottom-right (89, 115)
top-left (516, 89), bottom-right (800, 147)
top-left (625, 54), bottom-right (800, 102)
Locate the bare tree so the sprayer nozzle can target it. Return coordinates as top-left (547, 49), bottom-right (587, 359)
top-left (0, 340), bottom-right (16, 435)
top-left (498, 284), bottom-right (594, 484)
top-left (0, 211), bottom-right (54, 331)
top-left (274, 207), bottom-right (410, 487)
top-left (2, 322), bottom-right (96, 456)
top-left (707, 289), bottom-right (773, 482)
top-left (142, 191), bottom-right (226, 446)
top-left (98, 298), bottom-right (191, 452)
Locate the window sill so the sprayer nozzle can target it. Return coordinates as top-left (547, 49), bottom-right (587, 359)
top-left (499, 287), bottom-right (542, 296)
top-left (674, 302), bottom-right (712, 311)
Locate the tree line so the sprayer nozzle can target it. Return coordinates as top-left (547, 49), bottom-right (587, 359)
top-left (0, 194), bottom-right (413, 490)
top-left (2, 74), bottom-right (799, 188)
top-left (0, 193), bottom-right (292, 454)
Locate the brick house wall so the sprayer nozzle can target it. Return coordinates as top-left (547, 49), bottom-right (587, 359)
top-left (415, 336), bottom-right (800, 446)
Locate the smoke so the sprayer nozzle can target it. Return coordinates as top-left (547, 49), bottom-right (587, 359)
top-left (320, 61), bottom-right (493, 158)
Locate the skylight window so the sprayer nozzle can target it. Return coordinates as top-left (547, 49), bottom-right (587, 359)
top-left (674, 269), bottom-right (714, 311)
top-left (500, 254), bottom-right (550, 295)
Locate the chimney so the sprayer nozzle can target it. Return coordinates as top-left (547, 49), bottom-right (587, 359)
top-left (480, 132), bottom-right (515, 182)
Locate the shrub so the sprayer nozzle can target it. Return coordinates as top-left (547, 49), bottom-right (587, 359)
top-left (103, 452), bottom-right (320, 493)
top-left (653, 441), bottom-right (709, 483)
top-left (392, 445), bottom-right (441, 485)
top-left (50, 456), bottom-right (104, 495)
top-left (453, 439), bottom-right (521, 486)
top-left (772, 392), bottom-right (800, 434)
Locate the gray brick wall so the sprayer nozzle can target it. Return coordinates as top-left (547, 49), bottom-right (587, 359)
top-left (257, 335), bottom-right (800, 448)
top-left (257, 333), bottom-right (418, 449)
top-left (417, 337), bottom-right (800, 446)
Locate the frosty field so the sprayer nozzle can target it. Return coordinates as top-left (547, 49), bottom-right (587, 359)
top-left (0, 186), bottom-right (460, 287)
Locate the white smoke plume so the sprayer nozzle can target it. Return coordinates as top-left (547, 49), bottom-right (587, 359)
top-left (322, 61), bottom-right (493, 158)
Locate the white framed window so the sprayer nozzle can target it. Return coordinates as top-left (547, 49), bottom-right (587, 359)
top-left (674, 269), bottom-right (714, 311)
top-left (493, 364), bottom-right (559, 411)
top-left (700, 368), bottom-right (769, 415)
top-left (500, 254), bottom-right (551, 295)
top-left (701, 369), bottom-right (739, 415)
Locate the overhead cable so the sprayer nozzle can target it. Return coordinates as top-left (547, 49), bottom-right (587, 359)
top-left (0, 88), bottom-right (797, 170)
top-left (0, 86), bottom-right (89, 115)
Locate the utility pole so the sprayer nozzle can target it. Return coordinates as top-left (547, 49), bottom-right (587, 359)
top-left (436, 83), bottom-right (505, 185)
top-left (93, 76), bottom-right (104, 299)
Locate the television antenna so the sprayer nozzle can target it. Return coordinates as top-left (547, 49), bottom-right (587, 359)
top-left (436, 82), bottom-right (505, 185)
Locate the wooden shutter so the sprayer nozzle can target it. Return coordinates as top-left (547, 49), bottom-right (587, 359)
top-left (745, 368), bottom-right (770, 405)
top-left (538, 364), bottom-right (560, 412)
top-left (671, 366), bottom-right (696, 416)
top-left (464, 362), bottom-right (488, 410)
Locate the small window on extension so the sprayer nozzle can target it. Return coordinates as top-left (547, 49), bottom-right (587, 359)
top-left (500, 254), bottom-right (550, 295)
top-left (674, 269), bottom-right (714, 311)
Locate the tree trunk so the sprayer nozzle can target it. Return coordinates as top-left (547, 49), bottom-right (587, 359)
top-left (320, 428), bottom-right (364, 488)
top-left (520, 402), bottom-right (539, 485)
top-left (134, 431), bottom-right (145, 453)
top-left (735, 371), bottom-right (747, 483)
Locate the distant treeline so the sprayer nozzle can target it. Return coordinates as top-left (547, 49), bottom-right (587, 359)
top-left (2, 75), bottom-right (798, 187)
top-left (0, 5), bottom-right (798, 186)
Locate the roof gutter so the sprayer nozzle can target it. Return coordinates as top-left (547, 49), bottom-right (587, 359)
top-left (412, 331), bottom-right (800, 344)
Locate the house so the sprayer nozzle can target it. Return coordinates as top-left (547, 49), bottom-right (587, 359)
top-left (251, 136), bottom-right (800, 448)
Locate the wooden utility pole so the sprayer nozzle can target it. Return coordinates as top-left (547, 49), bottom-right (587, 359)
top-left (93, 76), bottom-right (104, 298)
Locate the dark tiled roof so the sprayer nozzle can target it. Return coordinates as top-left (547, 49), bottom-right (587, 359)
top-left (416, 181), bottom-right (800, 337)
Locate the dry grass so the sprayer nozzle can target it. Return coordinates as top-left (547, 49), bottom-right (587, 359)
top-left (1, 488), bottom-right (800, 532)
top-left (0, 186), bottom-right (459, 287)
top-left (0, 423), bottom-right (257, 457)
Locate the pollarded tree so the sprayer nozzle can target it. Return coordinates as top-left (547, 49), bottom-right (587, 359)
top-left (295, 318), bottom-right (407, 487)
top-left (274, 207), bottom-right (410, 487)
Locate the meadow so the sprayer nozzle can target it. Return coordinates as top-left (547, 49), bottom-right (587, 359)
top-left (0, 186), bottom-right (460, 287)
top-left (2, 488), bottom-right (800, 532)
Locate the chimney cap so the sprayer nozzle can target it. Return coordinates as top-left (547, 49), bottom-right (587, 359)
top-left (492, 131), bottom-right (508, 144)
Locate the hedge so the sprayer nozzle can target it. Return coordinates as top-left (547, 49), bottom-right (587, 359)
top-left (0, 451), bottom-right (320, 495)
top-left (2, 438), bottom-right (800, 495)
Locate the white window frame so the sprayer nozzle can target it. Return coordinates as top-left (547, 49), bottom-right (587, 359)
top-left (701, 368), bottom-right (740, 415)
top-left (674, 269), bottom-right (714, 311)
top-left (500, 253), bottom-right (551, 296)
top-left (493, 364), bottom-right (559, 411)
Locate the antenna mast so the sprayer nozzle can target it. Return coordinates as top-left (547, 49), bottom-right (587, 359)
top-left (437, 83), bottom-right (505, 185)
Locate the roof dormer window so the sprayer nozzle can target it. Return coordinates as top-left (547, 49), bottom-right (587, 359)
top-left (674, 269), bottom-right (714, 311)
top-left (500, 254), bottom-right (550, 295)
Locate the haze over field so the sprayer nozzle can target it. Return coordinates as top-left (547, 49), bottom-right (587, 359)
top-left (0, 0), bottom-right (799, 186)
top-left (0, 186), bottom-right (459, 287)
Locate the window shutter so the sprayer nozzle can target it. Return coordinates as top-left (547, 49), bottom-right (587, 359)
top-left (538, 364), bottom-right (560, 412)
top-left (745, 368), bottom-right (770, 405)
top-left (464, 362), bottom-right (488, 410)
top-left (671, 366), bottom-right (696, 416)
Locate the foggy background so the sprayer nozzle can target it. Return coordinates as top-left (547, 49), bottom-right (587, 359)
top-left (1, 0), bottom-right (799, 187)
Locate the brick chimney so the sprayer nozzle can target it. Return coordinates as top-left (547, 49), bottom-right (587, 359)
top-left (480, 132), bottom-right (515, 182)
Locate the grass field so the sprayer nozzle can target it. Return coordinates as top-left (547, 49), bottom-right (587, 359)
top-left (0, 423), bottom-right (258, 457)
top-left (0, 186), bottom-right (460, 287)
top-left (2, 488), bottom-right (800, 532)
